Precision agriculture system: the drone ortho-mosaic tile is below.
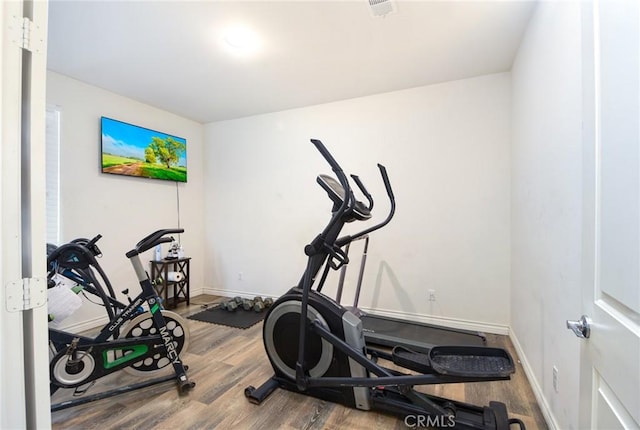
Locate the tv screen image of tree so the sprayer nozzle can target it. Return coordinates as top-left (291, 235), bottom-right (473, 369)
top-left (101, 117), bottom-right (187, 182)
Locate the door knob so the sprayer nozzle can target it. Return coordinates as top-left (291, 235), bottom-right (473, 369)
top-left (566, 315), bottom-right (591, 339)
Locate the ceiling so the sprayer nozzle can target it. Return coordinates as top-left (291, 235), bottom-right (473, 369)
top-left (47, 0), bottom-right (536, 124)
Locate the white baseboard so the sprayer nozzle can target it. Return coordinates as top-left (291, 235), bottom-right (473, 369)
top-left (52, 314), bottom-right (109, 334)
top-left (509, 331), bottom-right (558, 430)
top-left (52, 288), bottom-right (206, 333)
top-left (359, 306), bottom-right (509, 335)
top-left (201, 286), bottom-right (276, 301)
top-left (201, 287), bottom-right (508, 335)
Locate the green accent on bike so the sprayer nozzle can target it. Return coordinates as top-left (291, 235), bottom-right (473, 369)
top-left (103, 345), bottom-right (149, 369)
top-left (151, 303), bottom-right (160, 314)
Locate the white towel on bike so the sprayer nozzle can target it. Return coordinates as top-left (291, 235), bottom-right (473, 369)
top-left (48, 283), bottom-right (82, 324)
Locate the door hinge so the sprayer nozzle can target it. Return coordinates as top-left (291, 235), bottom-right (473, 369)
top-left (11, 15), bottom-right (45, 53)
top-left (5, 278), bottom-right (47, 312)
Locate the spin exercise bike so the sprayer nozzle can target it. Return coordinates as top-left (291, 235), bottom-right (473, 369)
top-left (245, 140), bottom-right (524, 429)
top-left (47, 229), bottom-right (195, 411)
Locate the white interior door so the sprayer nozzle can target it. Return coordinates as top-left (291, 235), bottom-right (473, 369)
top-left (578, 0), bottom-right (640, 428)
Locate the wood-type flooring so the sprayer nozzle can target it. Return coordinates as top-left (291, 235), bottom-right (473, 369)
top-left (51, 295), bottom-right (548, 430)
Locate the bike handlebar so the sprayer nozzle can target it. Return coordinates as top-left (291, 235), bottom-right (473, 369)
top-left (87, 234), bottom-right (102, 247)
top-left (70, 234), bottom-right (103, 257)
top-left (125, 228), bottom-right (184, 258)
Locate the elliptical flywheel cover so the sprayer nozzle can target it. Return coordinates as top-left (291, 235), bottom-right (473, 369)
top-left (264, 300), bottom-right (333, 380)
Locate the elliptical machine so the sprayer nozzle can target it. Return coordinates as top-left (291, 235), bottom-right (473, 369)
top-left (245, 139), bottom-right (524, 429)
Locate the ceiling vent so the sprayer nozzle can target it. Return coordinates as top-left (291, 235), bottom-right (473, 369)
top-left (368, 0), bottom-right (397, 17)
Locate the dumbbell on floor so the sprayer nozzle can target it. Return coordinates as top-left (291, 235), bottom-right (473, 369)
top-left (220, 299), bottom-right (239, 312)
top-left (220, 296), bottom-right (275, 312)
top-left (242, 299), bottom-right (255, 311)
top-left (253, 296), bottom-right (274, 313)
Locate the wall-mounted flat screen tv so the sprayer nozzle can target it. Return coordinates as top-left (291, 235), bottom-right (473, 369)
top-left (101, 116), bottom-right (187, 183)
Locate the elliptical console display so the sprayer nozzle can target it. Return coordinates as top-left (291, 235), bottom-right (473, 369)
top-left (245, 139), bottom-right (524, 430)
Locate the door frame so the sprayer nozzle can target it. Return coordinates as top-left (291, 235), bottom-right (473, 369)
top-left (0, 0), bottom-right (51, 428)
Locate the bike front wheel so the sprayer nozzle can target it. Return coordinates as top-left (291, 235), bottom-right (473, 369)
top-left (117, 310), bottom-right (190, 376)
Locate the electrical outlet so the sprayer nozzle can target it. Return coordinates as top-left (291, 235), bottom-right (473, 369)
top-left (552, 365), bottom-right (559, 393)
top-left (428, 289), bottom-right (436, 301)
top-left (238, 272), bottom-right (243, 281)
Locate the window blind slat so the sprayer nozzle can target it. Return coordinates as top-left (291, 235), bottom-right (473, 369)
top-left (45, 106), bottom-right (60, 245)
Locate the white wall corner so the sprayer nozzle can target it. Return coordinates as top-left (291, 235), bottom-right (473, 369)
top-left (510, 330), bottom-right (559, 430)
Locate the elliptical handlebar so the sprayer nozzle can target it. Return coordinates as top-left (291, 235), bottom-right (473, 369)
top-left (377, 163), bottom-right (395, 203)
top-left (310, 139), bottom-right (353, 242)
top-left (350, 174), bottom-right (374, 211)
top-left (311, 139), bottom-right (348, 184)
top-left (336, 163), bottom-right (396, 247)
top-left (126, 228), bottom-right (184, 258)
top-left (309, 139), bottom-right (396, 249)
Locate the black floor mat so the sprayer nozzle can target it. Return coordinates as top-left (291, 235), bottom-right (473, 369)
top-left (188, 307), bottom-right (265, 329)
